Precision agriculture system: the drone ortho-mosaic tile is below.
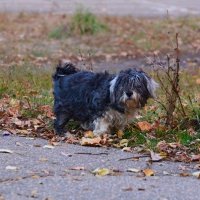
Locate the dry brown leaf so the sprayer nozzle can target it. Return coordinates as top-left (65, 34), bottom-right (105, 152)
top-left (180, 173), bottom-right (190, 177)
top-left (143, 168), bottom-right (155, 176)
top-left (80, 137), bottom-right (102, 146)
top-left (31, 175), bottom-right (40, 179)
top-left (39, 157), bottom-right (48, 162)
top-left (84, 131), bottom-right (94, 138)
top-left (196, 78), bottom-right (200, 85)
top-left (191, 154), bottom-right (200, 161)
top-left (122, 187), bottom-right (133, 191)
top-left (137, 121), bottom-right (152, 131)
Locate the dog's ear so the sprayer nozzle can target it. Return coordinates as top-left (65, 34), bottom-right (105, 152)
top-left (146, 77), bottom-right (159, 98)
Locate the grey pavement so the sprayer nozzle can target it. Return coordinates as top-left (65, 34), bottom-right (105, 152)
top-left (0, 0), bottom-right (200, 17)
top-left (1, 134), bottom-right (200, 200)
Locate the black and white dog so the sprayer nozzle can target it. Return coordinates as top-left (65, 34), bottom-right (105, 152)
top-left (53, 62), bottom-right (158, 136)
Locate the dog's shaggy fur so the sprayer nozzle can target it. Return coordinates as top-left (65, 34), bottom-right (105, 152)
top-left (53, 62), bottom-right (158, 136)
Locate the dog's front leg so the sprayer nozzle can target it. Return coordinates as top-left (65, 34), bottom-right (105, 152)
top-left (54, 112), bottom-right (69, 136)
top-left (93, 117), bottom-right (110, 136)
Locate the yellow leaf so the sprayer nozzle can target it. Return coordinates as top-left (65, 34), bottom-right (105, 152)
top-left (143, 168), bottom-right (155, 176)
top-left (92, 168), bottom-right (110, 176)
top-left (119, 139), bottom-right (128, 147)
top-left (137, 121), bottom-right (152, 131)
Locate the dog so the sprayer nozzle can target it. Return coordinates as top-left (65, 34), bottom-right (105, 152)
top-left (53, 62), bottom-right (158, 136)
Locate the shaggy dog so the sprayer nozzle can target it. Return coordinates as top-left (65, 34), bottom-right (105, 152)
top-left (53, 62), bottom-right (158, 136)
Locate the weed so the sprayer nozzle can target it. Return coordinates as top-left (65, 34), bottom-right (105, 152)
top-left (70, 8), bottom-right (107, 35)
top-left (49, 25), bottom-right (69, 39)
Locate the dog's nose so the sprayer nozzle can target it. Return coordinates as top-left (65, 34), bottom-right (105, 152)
top-left (126, 91), bottom-right (133, 97)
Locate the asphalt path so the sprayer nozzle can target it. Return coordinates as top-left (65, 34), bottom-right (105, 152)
top-left (0, 0), bottom-right (200, 17)
top-left (1, 134), bottom-right (200, 200)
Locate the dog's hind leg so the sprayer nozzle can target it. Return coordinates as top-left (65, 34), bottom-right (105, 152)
top-left (54, 112), bottom-right (69, 136)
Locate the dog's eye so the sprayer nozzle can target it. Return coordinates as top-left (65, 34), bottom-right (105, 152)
top-left (126, 91), bottom-right (133, 97)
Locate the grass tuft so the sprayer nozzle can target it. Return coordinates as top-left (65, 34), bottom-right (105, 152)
top-left (70, 8), bottom-right (107, 35)
top-left (49, 8), bottom-right (107, 39)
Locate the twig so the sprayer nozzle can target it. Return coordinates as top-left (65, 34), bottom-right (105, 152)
top-left (74, 152), bottom-right (109, 155)
top-left (118, 154), bottom-right (149, 161)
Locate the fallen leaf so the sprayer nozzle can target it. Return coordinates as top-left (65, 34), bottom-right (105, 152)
top-left (6, 165), bottom-right (18, 170)
top-left (180, 172), bottom-right (190, 177)
top-left (196, 78), bottom-right (200, 85)
top-left (61, 152), bottom-right (72, 157)
top-left (122, 147), bottom-right (132, 152)
top-left (150, 151), bottom-right (164, 162)
top-left (119, 139), bottom-right (128, 147)
top-left (137, 121), bottom-right (152, 131)
top-left (163, 171), bottom-right (170, 175)
top-left (127, 168), bottom-right (141, 173)
top-left (143, 168), bottom-right (155, 176)
top-left (191, 154), bottom-right (200, 161)
top-left (80, 137), bottom-right (102, 146)
top-left (122, 187), bottom-right (133, 191)
top-left (70, 166), bottom-right (85, 170)
top-left (84, 131), bottom-right (94, 138)
top-left (39, 157), bottom-right (48, 162)
top-left (194, 164), bottom-right (200, 170)
top-left (92, 168), bottom-right (111, 176)
top-left (192, 171), bottom-right (200, 178)
top-left (31, 190), bottom-right (38, 198)
top-left (43, 145), bottom-right (55, 149)
top-left (0, 149), bottom-right (14, 154)
top-left (15, 142), bottom-right (23, 146)
top-left (31, 175), bottom-right (40, 179)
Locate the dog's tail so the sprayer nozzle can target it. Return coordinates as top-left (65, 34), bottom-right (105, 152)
top-left (53, 61), bottom-right (78, 80)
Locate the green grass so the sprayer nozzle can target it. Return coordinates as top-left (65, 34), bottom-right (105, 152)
top-left (0, 64), bottom-right (53, 118)
top-left (70, 8), bottom-right (107, 35)
top-left (49, 26), bottom-right (69, 39)
top-left (49, 8), bottom-right (107, 39)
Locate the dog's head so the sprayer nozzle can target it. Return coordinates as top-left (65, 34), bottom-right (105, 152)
top-left (110, 69), bottom-right (158, 111)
